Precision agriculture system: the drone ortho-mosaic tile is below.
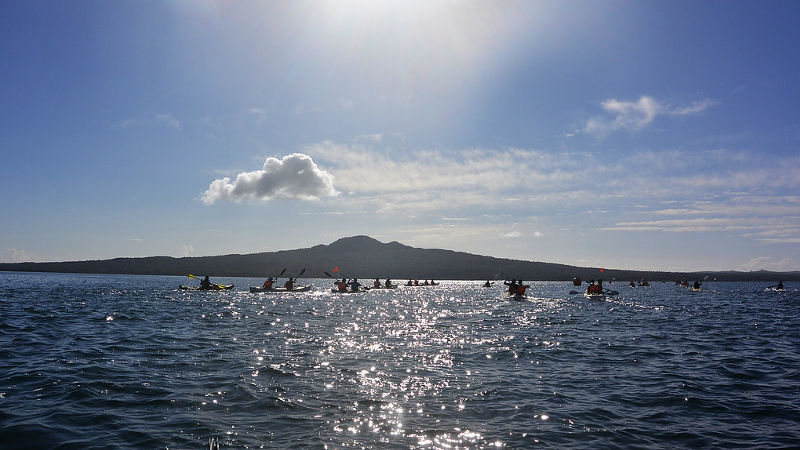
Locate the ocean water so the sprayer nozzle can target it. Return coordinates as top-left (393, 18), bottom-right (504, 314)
top-left (1, 272), bottom-right (799, 449)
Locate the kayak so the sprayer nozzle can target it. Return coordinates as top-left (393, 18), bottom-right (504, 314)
top-left (404, 283), bottom-right (439, 287)
top-left (369, 285), bottom-right (398, 290)
top-left (179, 284), bottom-right (234, 291)
top-left (507, 292), bottom-right (526, 300)
top-left (584, 292), bottom-right (606, 301)
top-left (249, 285), bottom-right (312, 293)
top-left (690, 287), bottom-right (702, 292)
top-left (764, 287), bottom-right (786, 292)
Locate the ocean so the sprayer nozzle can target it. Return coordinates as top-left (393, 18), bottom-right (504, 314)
top-left (1, 272), bottom-right (798, 448)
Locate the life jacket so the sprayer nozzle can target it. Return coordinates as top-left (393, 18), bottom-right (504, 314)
top-left (337, 281), bottom-right (347, 291)
top-left (263, 280), bottom-right (273, 289)
top-left (516, 285), bottom-right (527, 295)
top-left (284, 280), bottom-right (293, 290)
top-left (374, 281), bottom-right (381, 288)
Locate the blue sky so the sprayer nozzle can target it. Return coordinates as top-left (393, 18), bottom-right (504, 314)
top-left (2, 0), bottom-right (799, 272)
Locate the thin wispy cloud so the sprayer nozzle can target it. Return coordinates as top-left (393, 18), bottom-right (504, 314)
top-left (202, 153), bottom-right (338, 204)
top-left (584, 96), bottom-right (714, 136)
top-left (303, 141), bottom-right (800, 249)
top-left (112, 113), bottom-right (181, 130)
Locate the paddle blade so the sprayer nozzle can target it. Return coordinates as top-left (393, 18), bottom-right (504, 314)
top-left (188, 274), bottom-right (197, 279)
top-left (297, 268), bottom-right (306, 278)
top-left (278, 268), bottom-right (287, 277)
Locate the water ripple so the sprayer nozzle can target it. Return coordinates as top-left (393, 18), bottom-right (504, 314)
top-left (1, 274), bottom-right (799, 448)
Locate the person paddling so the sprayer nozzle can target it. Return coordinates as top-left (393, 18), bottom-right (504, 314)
top-left (349, 278), bottom-right (362, 292)
top-left (262, 277), bottom-right (275, 290)
top-left (335, 278), bottom-right (348, 292)
top-left (284, 277), bottom-right (295, 291)
top-left (692, 280), bottom-right (701, 290)
top-left (374, 278), bottom-right (381, 288)
top-left (504, 279), bottom-right (518, 294)
top-left (777, 281), bottom-right (784, 290)
top-left (385, 279), bottom-right (394, 288)
top-left (484, 280), bottom-right (492, 287)
top-left (200, 275), bottom-right (212, 290)
top-left (515, 280), bottom-right (529, 296)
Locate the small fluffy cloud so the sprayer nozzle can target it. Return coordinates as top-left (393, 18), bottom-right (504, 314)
top-left (202, 153), bottom-right (338, 204)
top-left (584, 96), bottom-right (714, 136)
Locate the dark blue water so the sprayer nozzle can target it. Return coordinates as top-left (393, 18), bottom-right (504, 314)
top-left (1, 272), bottom-right (799, 448)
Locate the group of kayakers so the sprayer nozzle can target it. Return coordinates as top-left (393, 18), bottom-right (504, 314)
top-left (586, 279), bottom-right (604, 294)
top-left (504, 279), bottom-right (529, 296)
top-left (262, 276), bottom-right (299, 291)
top-left (333, 278), bottom-right (365, 292)
top-left (406, 279), bottom-right (437, 286)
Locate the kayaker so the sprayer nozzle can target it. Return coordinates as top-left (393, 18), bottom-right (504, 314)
top-left (262, 277), bottom-right (275, 290)
top-left (516, 281), bottom-right (528, 296)
top-left (504, 279), bottom-right (518, 294)
top-left (374, 279), bottom-right (381, 288)
top-left (284, 277), bottom-right (295, 291)
top-left (483, 280), bottom-right (492, 287)
top-left (385, 279), bottom-right (394, 288)
top-left (414, 280), bottom-right (419, 286)
top-left (335, 278), bottom-right (348, 292)
top-left (777, 281), bottom-right (784, 290)
top-left (406, 279), bottom-right (413, 286)
top-left (692, 281), bottom-right (701, 289)
top-left (349, 278), bottom-right (362, 292)
top-left (629, 281), bottom-right (635, 287)
top-left (597, 279), bottom-right (604, 292)
top-left (200, 276), bottom-right (212, 290)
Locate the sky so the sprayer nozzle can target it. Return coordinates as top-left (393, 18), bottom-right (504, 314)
top-left (2, 0), bottom-right (799, 272)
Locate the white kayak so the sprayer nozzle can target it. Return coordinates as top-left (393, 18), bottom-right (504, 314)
top-left (250, 285), bottom-right (312, 293)
top-left (764, 287), bottom-right (786, 292)
top-left (584, 292), bottom-right (606, 301)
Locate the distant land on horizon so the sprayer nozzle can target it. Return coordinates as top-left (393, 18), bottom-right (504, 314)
top-left (1, 236), bottom-right (798, 282)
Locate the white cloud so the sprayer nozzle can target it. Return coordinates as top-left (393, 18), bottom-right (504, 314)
top-left (501, 231), bottom-right (521, 238)
top-left (1, 248), bottom-right (39, 263)
top-left (738, 256), bottom-right (798, 272)
top-left (155, 113), bottom-right (181, 129)
top-left (585, 96), bottom-right (661, 134)
top-left (669, 99), bottom-right (715, 116)
top-left (202, 153), bottom-right (338, 204)
top-left (112, 113), bottom-right (181, 130)
top-left (584, 96), bottom-right (714, 136)
top-left (249, 107), bottom-right (267, 124)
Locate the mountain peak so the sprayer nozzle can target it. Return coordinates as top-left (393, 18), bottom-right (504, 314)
top-left (328, 235), bottom-right (383, 249)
